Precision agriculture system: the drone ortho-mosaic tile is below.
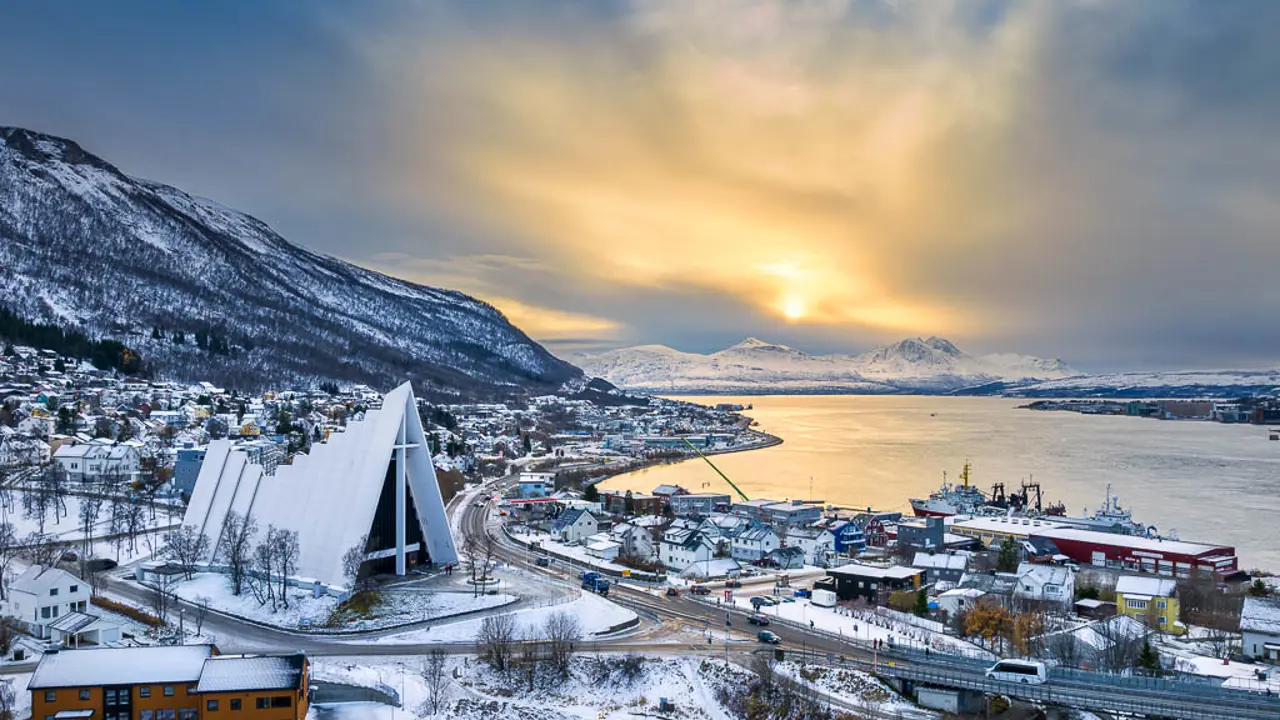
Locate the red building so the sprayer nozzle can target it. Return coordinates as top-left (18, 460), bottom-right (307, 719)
top-left (1030, 527), bottom-right (1237, 578)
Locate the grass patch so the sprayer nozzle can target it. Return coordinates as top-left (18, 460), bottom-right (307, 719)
top-left (323, 589), bottom-right (383, 628)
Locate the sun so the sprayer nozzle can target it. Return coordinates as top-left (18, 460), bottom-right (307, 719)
top-left (782, 297), bottom-right (806, 321)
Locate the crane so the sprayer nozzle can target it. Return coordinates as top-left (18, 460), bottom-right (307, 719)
top-left (681, 437), bottom-right (750, 501)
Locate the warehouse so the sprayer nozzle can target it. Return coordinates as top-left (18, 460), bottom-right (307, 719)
top-left (1030, 527), bottom-right (1237, 577)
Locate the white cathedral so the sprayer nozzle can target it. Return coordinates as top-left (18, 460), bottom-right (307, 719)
top-left (182, 382), bottom-right (459, 589)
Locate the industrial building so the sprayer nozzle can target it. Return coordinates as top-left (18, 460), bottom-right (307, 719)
top-left (1029, 527), bottom-right (1237, 577)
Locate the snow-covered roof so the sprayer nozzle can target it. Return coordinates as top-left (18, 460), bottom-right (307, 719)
top-left (1115, 575), bottom-right (1177, 598)
top-left (912, 552), bottom-right (968, 571)
top-left (196, 654), bottom-right (306, 693)
top-left (1032, 527), bottom-right (1233, 556)
top-left (47, 611), bottom-right (114, 634)
top-left (1240, 596), bottom-right (1280, 636)
top-left (829, 562), bottom-right (923, 580)
top-left (30, 645), bottom-right (215, 688)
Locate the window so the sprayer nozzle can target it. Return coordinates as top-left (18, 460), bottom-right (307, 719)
top-left (105, 689), bottom-right (117, 703)
top-left (41, 607), bottom-right (51, 619)
top-left (69, 585), bottom-right (78, 594)
top-left (178, 710), bottom-right (196, 720)
top-left (44, 691), bottom-right (56, 702)
top-left (1157, 599), bottom-right (1167, 609)
top-left (230, 699), bottom-right (241, 711)
top-left (79, 689), bottom-right (91, 700)
top-left (140, 687), bottom-right (151, 698)
top-left (157, 710), bottom-right (176, 720)
top-left (50, 588), bottom-right (58, 596)
top-left (271, 696), bottom-right (293, 708)
top-left (163, 686), bottom-right (175, 696)
top-left (256, 698), bottom-right (270, 709)
top-left (1159, 616), bottom-right (1167, 626)
top-left (206, 700), bottom-right (219, 711)
top-left (186, 686), bottom-right (196, 695)
top-left (51, 606), bottom-right (58, 618)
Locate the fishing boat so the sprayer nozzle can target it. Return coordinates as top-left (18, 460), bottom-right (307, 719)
top-left (910, 462), bottom-right (988, 517)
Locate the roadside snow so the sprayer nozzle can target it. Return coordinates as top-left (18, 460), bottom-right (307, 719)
top-left (772, 661), bottom-right (936, 718)
top-left (373, 590), bottom-right (635, 644)
top-left (161, 573), bottom-right (513, 631)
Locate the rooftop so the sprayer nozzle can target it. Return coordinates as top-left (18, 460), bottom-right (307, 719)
top-left (30, 645), bottom-right (216, 689)
top-left (1032, 527), bottom-right (1234, 557)
top-left (1115, 575), bottom-right (1177, 598)
top-left (196, 653), bottom-right (306, 693)
top-left (1240, 595), bottom-right (1280, 635)
top-left (829, 562), bottom-right (923, 580)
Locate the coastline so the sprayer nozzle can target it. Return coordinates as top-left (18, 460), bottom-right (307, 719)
top-left (591, 427), bottom-right (784, 491)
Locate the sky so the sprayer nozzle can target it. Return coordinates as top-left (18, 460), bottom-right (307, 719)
top-left (2, 0), bottom-right (1278, 371)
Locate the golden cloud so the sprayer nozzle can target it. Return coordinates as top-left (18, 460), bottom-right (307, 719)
top-left (369, 0), bottom-right (1055, 338)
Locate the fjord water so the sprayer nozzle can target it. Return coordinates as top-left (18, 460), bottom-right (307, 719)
top-left (600, 395), bottom-right (1280, 571)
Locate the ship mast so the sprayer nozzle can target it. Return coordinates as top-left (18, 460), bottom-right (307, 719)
top-left (960, 460), bottom-right (971, 490)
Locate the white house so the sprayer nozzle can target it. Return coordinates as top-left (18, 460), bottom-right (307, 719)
top-left (1013, 562), bottom-right (1075, 609)
top-left (551, 508), bottom-right (601, 545)
top-left (731, 525), bottom-right (779, 562)
top-left (3, 566), bottom-right (91, 639)
top-left (659, 531), bottom-right (718, 572)
top-left (583, 533), bottom-right (622, 562)
top-left (785, 527), bottom-right (835, 567)
top-left (936, 588), bottom-right (986, 618)
top-left (610, 521), bottom-right (654, 560)
top-left (52, 444), bottom-right (141, 483)
top-left (1240, 595), bottom-right (1280, 662)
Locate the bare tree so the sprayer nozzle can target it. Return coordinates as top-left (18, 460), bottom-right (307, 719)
top-left (250, 532), bottom-right (277, 610)
top-left (21, 532), bottom-right (59, 569)
top-left (543, 611), bottom-right (581, 678)
top-left (164, 525), bottom-right (210, 580)
top-left (517, 627), bottom-right (543, 690)
top-left (78, 491), bottom-right (103, 559)
top-left (151, 572), bottom-right (177, 624)
top-left (0, 522), bottom-right (15, 600)
top-left (21, 481), bottom-right (52, 535)
top-left (421, 649), bottom-right (449, 714)
top-left (477, 613), bottom-right (517, 672)
top-left (341, 534), bottom-right (368, 591)
top-left (217, 511), bottom-right (257, 596)
top-left (273, 528), bottom-right (299, 609)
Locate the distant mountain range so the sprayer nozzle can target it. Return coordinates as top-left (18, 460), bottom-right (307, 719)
top-left (576, 337), bottom-right (1280, 398)
top-left (575, 336), bottom-right (1078, 394)
top-left (0, 126), bottom-right (581, 399)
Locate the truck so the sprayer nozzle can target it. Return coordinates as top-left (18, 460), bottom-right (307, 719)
top-left (586, 571), bottom-right (614, 594)
top-left (811, 588), bottom-right (837, 608)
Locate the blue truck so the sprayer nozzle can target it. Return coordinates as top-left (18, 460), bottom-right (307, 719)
top-left (580, 571), bottom-right (611, 596)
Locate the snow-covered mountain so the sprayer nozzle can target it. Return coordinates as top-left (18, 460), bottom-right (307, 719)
top-left (969, 369), bottom-right (1280, 399)
top-left (575, 336), bottom-right (1079, 394)
top-left (0, 126), bottom-right (580, 398)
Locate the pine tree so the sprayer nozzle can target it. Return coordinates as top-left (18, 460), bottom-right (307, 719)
top-left (583, 483), bottom-right (600, 502)
top-left (996, 535), bottom-right (1020, 573)
top-left (1138, 640), bottom-right (1161, 673)
top-left (913, 588), bottom-right (929, 617)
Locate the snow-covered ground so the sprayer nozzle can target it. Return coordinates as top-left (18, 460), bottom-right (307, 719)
top-left (0, 490), bottom-right (178, 542)
top-left (772, 661), bottom-right (937, 718)
top-left (510, 527), bottom-right (635, 575)
top-left (373, 590), bottom-right (635, 644)
top-left (717, 593), bottom-right (994, 658)
top-left (158, 572), bottom-right (515, 631)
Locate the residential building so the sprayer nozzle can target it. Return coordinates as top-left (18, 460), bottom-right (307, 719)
top-left (911, 552), bottom-right (969, 585)
top-left (1115, 575), bottom-right (1183, 635)
top-left (936, 588), bottom-right (985, 619)
top-left (821, 519), bottom-right (866, 555)
top-left (609, 522), bottom-right (654, 560)
top-left (4, 566), bottom-right (91, 638)
top-left (1013, 562), bottom-right (1075, 610)
top-left (551, 508), bottom-right (601, 545)
top-left (53, 444), bottom-right (142, 483)
top-left (658, 532), bottom-right (717, 572)
top-left (517, 472), bottom-right (556, 499)
top-left (785, 527), bottom-right (835, 567)
top-left (897, 517), bottom-right (946, 551)
top-left (48, 611), bottom-right (125, 647)
top-left (669, 493), bottom-right (732, 517)
top-left (600, 490), bottom-right (662, 516)
top-left (1240, 596), bottom-right (1280, 662)
top-left (651, 484), bottom-right (689, 507)
top-left (583, 533), bottom-right (621, 561)
top-left (28, 645), bottom-right (310, 720)
top-left (766, 546), bottom-right (806, 570)
top-left (820, 563), bottom-right (924, 603)
top-left (731, 525), bottom-right (779, 562)
top-left (172, 445), bottom-right (207, 498)
top-left (733, 499), bottom-right (823, 529)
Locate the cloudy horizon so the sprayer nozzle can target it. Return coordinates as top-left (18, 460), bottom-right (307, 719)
top-left (3, 0), bottom-right (1277, 372)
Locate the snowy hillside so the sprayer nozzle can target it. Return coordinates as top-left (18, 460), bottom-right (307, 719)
top-left (0, 126), bottom-right (580, 398)
top-left (576, 336), bottom-right (1078, 394)
top-left (984, 368), bottom-right (1280, 399)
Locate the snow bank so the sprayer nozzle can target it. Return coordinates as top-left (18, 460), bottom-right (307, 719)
top-left (374, 590), bottom-right (635, 644)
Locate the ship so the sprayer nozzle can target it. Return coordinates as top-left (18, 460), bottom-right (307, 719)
top-left (910, 462), bottom-right (989, 517)
top-left (910, 463), bottom-right (1064, 518)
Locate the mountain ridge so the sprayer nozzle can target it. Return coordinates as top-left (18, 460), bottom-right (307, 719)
top-left (0, 125), bottom-right (581, 399)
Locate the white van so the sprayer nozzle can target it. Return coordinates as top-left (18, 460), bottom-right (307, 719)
top-left (985, 659), bottom-right (1047, 685)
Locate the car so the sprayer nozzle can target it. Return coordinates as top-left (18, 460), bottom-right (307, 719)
top-left (665, 587), bottom-right (681, 597)
top-left (535, 556), bottom-right (552, 567)
top-left (793, 589), bottom-right (811, 598)
top-left (748, 614), bottom-right (770, 626)
top-left (724, 579), bottom-right (742, 589)
top-left (781, 597), bottom-right (795, 603)
top-left (741, 567), bottom-right (762, 577)
top-left (750, 596), bottom-right (769, 608)
top-left (757, 631), bottom-right (781, 644)
top-left (690, 585), bottom-right (710, 595)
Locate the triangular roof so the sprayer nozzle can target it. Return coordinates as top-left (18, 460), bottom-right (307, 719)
top-left (183, 383), bottom-right (456, 587)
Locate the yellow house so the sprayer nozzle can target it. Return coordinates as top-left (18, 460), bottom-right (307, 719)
top-left (1115, 575), bottom-right (1183, 635)
top-left (239, 420), bottom-right (261, 437)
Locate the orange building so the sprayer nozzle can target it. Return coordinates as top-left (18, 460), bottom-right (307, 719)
top-left (28, 645), bottom-right (309, 720)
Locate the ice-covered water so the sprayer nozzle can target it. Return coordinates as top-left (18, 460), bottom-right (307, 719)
top-left (600, 395), bottom-right (1280, 571)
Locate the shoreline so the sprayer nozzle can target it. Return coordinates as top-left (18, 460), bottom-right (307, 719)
top-left (593, 427), bottom-right (783, 492)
